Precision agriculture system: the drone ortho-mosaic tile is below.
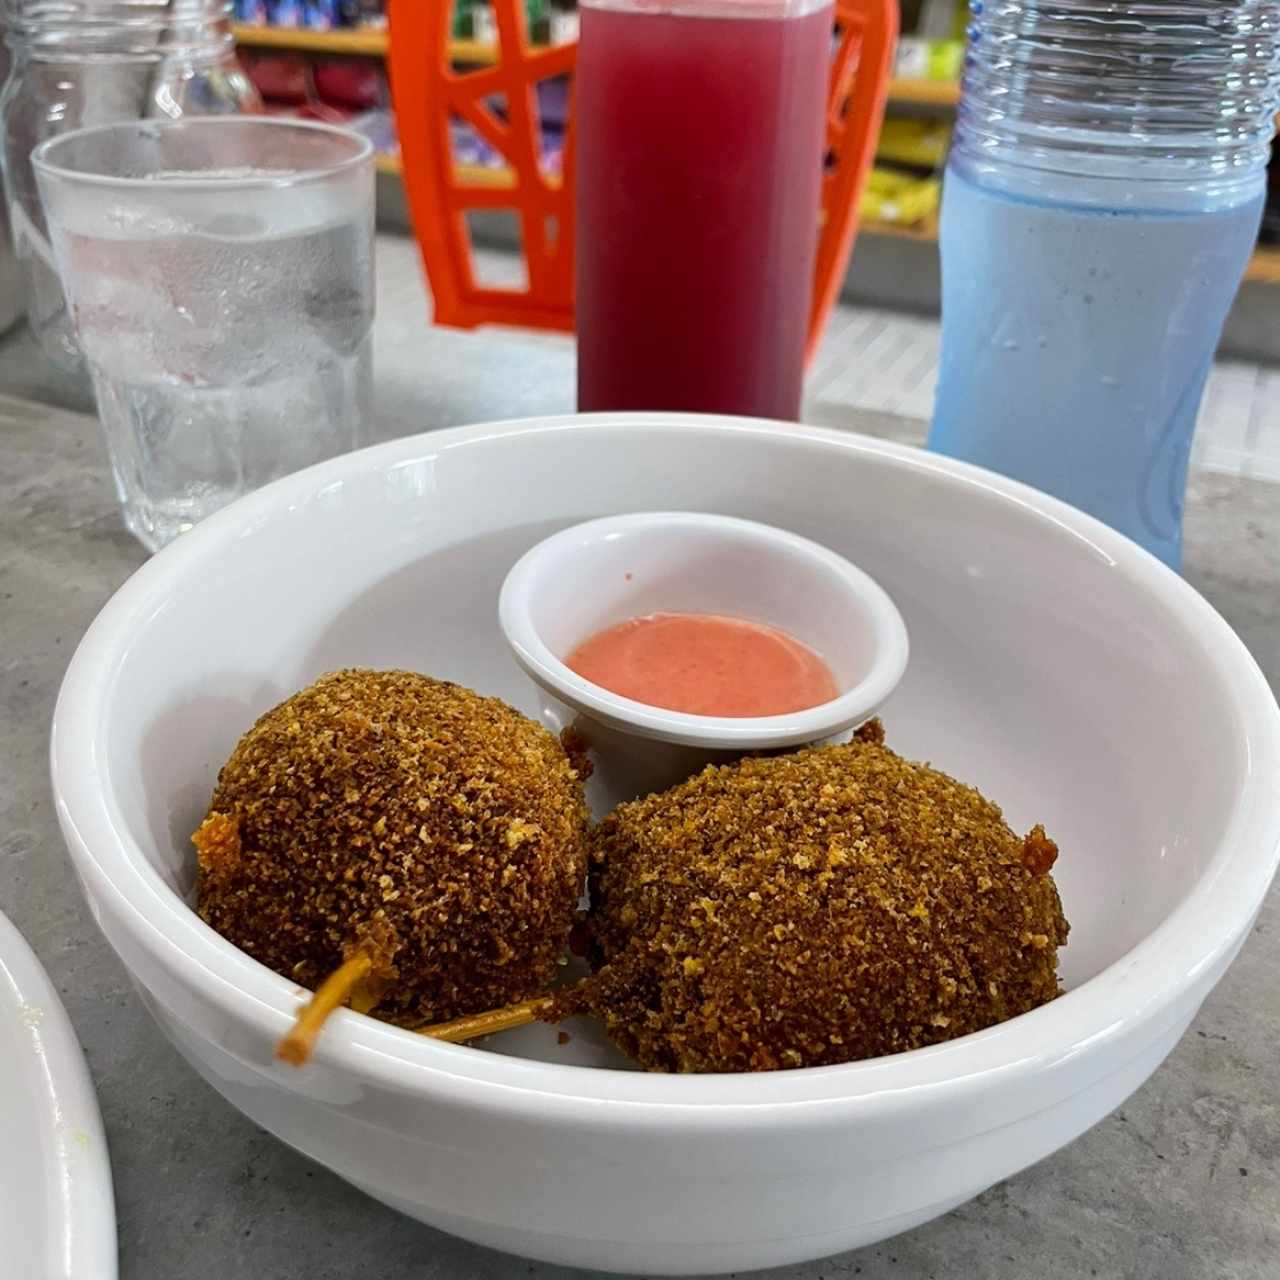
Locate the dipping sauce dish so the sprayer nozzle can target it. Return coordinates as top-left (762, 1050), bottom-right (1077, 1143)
top-left (498, 511), bottom-right (910, 805)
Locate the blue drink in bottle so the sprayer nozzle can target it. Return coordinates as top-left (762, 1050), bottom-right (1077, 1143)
top-left (928, 2), bottom-right (1280, 569)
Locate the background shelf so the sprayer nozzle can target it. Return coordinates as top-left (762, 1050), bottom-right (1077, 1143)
top-left (887, 77), bottom-right (960, 108)
top-left (232, 26), bottom-right (499, 64)
top-left (231, 26), bottom-right (962, 104)
top-left (234, 24), bottom-right (1280, 299)
top-left (1245, 245), bottom-right (1280, 285)
top-left (232, 23), bottom-right (389, 55)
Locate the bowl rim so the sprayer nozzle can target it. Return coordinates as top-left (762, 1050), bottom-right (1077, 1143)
top-left (498, 510), bottom-right (910, 747)
top-left (50, 412), bottom-right (1280, 1120)
top-left (0, 908), bottom-right (118, 1279)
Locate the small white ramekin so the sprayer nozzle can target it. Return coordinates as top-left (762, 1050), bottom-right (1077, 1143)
top-left (498, 512), bottom-right (909, 803)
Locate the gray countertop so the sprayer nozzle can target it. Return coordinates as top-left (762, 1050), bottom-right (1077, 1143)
top-left (2, 242), bottom-right (1279, 1280)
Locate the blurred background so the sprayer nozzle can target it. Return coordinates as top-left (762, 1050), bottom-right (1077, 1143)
top-left (227, 0), bottom-right (1280, 479)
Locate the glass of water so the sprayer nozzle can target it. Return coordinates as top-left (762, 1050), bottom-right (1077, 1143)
top-left (33, 118), bottom-right (374, 551)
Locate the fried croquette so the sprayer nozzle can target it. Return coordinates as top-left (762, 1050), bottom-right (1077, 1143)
top-left (194, 669), bottom-right (589, 1027)
top-left (556, 720), bottom-right (1068, 1072)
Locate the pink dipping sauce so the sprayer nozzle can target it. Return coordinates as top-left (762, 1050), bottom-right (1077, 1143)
top-left (565, 612), bottom-right (839, 717)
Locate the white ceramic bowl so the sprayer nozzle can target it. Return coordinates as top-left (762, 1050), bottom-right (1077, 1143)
top-left (499, 511), bottom-right (909, 805)
top-left (52, 413), bottom-right (1280, 1275)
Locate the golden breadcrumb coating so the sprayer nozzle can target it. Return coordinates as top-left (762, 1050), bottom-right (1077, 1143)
top-left (556, 720), bottom-right (1067, 1072)
top-left (195, 669), bottom-right (589, 1026)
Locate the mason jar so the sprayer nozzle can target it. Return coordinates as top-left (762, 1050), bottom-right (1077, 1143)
top-left (0, 0), bottom-right (259, 376)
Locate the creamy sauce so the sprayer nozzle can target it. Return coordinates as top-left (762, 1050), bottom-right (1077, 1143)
top-left (565, 612), bottom-right (838, 717)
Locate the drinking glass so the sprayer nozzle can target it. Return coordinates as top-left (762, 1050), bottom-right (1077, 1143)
top-left (34, 117), bottom-right (374, 551)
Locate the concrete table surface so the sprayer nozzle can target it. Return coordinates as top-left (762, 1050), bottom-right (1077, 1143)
top-left (2, 245), bottom-right (1279, 1280)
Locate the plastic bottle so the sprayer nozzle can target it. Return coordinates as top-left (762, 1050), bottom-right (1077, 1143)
top-left (927, 1), bottom-right (1280, 569)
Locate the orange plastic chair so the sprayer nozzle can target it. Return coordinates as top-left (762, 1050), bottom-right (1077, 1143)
top-left (388, 0), bottom-right (897, 361)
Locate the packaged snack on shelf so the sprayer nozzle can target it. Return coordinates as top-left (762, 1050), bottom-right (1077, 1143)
top-left (549, 6), bottom-right (579, 44)
top-left (860, 168), bottom-right (941, 229)
top-left (337, 0), bottom-right (381, 26)
top-left (313, 58), bottom-right (386, 110)
top-left (242, 52), bottom-right (312, 103)
top-left (303, 0), bottom-right (340, 29)
top-left (876, 118), bottom-right (952, 170)
top-left (916, 0), bottom-right (965, 39)
top-left (471, 3), bottom-right (497, 42)
top-left (235, 0), bottom-right (269, 20)
top-left (267, 0), bottom-right (305, 27)
top-left (347, 107), bottom-right (397, 160)
top-left (894, 35), bottom-right (962, 81)
top-left (535, 76), bottom-right (569, 130)
top-left (449, 117), bottom-right (563, 179)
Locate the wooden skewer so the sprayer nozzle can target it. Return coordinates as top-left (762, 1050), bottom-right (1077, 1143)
top-left (416, 994), bottom-right (556, 1043)
top-left (276, 951), bottom-right (374, 1066)
top-left (279, 958), bottom-right (572, 1062)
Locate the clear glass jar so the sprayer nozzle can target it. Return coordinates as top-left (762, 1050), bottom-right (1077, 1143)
top-left (0, 0), bottom-right (259, 376)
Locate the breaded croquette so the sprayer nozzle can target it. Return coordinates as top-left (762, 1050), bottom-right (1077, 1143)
top-left (194, 669), bottom-right (589, 1027)
top-left (556, 720), bottom-right (1068, 1072)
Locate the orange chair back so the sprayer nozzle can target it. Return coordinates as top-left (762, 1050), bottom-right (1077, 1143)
top-left (388, 0), bottom-right (896, 360)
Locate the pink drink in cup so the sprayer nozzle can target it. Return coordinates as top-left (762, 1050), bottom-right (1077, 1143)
top-left (575, 0), bottom-right (833, 420)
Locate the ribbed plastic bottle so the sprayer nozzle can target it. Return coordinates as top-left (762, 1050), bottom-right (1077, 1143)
top-left (928, 1), bottom-right (1280, 568)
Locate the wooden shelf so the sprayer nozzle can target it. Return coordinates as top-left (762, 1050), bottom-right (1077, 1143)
top-left (448, 38), bottom-right (500, 64)
top-left (239, 27), bottom-right (1280, 291)
top-left (232, 26), bottom-right (505, 63)
top-left (451, 162), bottom-right (569, 190)
top-left (454, 162), bottom-right (517, 189)
top-left (232, 23), bottom-right (388, 55)
top-left (1245, 245), bottom-right (1280, 285)
top-left (862, 215), bottom-right (939, 243)
top-left (887, 77), bottom-right (960, 108)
